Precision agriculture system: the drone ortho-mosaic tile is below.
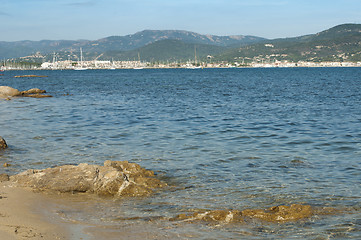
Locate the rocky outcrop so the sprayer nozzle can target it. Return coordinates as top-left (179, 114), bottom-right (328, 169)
top-left (0, 137), bottom-right (7, 149)
top-left (6, 159), bottom-right (345, 224)
top-left (0, 86), bottom-right (21, 98)
top-left (10, 161), bottom-right (167, 197)
top-left (21, 88), bottom-right (47, 95)
top-left (172, 204), bottom-right (338, 224)
top-left (21, 88), bottom-right (52, 98)
top-left (0, 86), bottom-right (52, 99)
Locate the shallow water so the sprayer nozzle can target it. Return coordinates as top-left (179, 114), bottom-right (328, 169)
top-left (1, 68), bottom-right (360, 239)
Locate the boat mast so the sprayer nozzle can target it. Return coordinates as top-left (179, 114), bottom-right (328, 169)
top-left (194, 46), bottom-right (197, 65)
top-left (80, 48), bottom-right (83, 66)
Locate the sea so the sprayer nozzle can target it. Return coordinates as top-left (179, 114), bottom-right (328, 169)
top-left (0, 68), bottom-right (360, 239)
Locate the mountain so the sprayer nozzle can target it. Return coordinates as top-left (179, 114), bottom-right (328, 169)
top-left (216, 24), bottom-right (361, 63)
top-left (0, 30), bottom-right (265, 60)
top-left (0, 40), bottom-right (86, 59)
top-left (92, 30), bottom-right (265, 51)
top-left (101, 39), bottom-right (227, 62)
top-left (2, 24), bottom-right (361, 63)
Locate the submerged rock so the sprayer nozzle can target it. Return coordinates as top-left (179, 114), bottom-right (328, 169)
top-left (241, 204), bottom-right (313, 222)
top-left (172, 204), bottom-right (338, 224)
top-left (14, 75), bottom-right (48, 78)
top-left (0, 86), bottom-right (52, 99)
top-left (0, 137), bottom-right (7, 149)
top-left (174, 210), bottom-right (244, 224)
top-left (10, 161), bottom-right (167, 197)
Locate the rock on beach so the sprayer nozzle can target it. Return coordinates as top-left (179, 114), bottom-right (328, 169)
top-left (6, 157), bottom-right (344, 225)
top-left (6, 158), bottom-right (345, 226)
top-left (10, 160), bottom-right (167, 197)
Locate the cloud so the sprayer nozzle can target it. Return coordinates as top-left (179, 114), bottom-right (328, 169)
top-left (148, 0), bottom-right (289, 9)
top-left (231, 0), bottom-right (289, 7)
top-left (0, 11), bottom-right (10, 16)
top-left (65, 1), bottom-right (96, 7)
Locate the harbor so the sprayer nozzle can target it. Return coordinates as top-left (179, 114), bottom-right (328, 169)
top-left (1, 59), bottom-right (361, 71)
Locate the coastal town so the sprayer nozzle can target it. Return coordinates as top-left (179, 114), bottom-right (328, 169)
top-left (42, 59), bottom-right (361, 69)
top-left (1, 58), bottom-right (361, 71)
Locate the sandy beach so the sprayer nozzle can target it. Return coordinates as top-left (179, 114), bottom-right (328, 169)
top-left (0, 182), bottom-right (74, 240)
top-left (0, 181), bottom-right (179, 240)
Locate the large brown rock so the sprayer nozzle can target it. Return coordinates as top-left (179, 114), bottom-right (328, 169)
top-left (0, 137), bottom-right (7, 149)
top-left (0, 86), bottom-right (21, 98)
top-left (10, 161), bottom-right (167, 197)
top-left (0, 86), bottom-right (52, 99)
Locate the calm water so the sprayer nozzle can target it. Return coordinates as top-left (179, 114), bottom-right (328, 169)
top-left (1, 68), bottom-right (360, 239)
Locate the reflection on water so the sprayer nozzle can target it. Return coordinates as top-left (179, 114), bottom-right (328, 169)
top-left (0, 68), bottom-right (360, 239)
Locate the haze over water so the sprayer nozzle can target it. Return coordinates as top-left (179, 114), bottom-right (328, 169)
top-left (1, 68), bottom-right (360, 239)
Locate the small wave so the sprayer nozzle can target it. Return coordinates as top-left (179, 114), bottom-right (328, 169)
top-left (194, 131), bottom-right (209, 136)
top-left (182, 145), bottom-right (200, 150)
top-left (109, 133), bottom-right (130, 138)
top-left (228, 135), bottom-right (252, 141)
top-left (286, 140), bottom-right (314, 145)
top-left (332, 146), bottom-right (358, 152)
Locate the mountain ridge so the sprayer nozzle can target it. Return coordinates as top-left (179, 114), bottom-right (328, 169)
top-left (101, 39), bottom-right (227, 62)
top-left (0, 30), bottom-right (265, 59)
top-left (1, 24), bottom-right (361, 63)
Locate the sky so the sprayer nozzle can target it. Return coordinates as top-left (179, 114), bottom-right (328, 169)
top-left (1, 0), bottom-right (361, 41)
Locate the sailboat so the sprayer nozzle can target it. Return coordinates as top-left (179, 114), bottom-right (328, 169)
top-left (109, 58), bottom-right (116, 70)
top-left (74, 48), bottom-right (88, 70)
top-left (133, 52), bottom-right (143, 69)
top-left (1, 59), bottom-right (6, 72)
top-left (187, 46), bottom-right (202, 69)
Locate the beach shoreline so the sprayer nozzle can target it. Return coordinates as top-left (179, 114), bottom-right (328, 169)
top-left (0, 182), bottom-right (179, 240)
top-left (0, 182), bottom-right (88, 240)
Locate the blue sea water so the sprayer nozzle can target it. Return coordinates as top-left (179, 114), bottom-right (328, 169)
top-left (0, 68), bottom-right (360, 239)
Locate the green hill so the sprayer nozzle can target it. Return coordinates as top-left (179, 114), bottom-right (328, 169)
top-left (216, 24), bottom-right (361, 63)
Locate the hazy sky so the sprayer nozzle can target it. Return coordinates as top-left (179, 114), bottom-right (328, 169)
top-left (1, 0), bottom-right (361, 41)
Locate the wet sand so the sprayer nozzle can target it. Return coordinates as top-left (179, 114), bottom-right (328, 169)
top-left (0, 182), bottom-right (78, 240)
top-left (0, 182), bottom-right (182, 240)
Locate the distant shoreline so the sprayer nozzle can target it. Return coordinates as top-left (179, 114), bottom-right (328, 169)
top-left (2, 62), bottom-right (361, 71)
